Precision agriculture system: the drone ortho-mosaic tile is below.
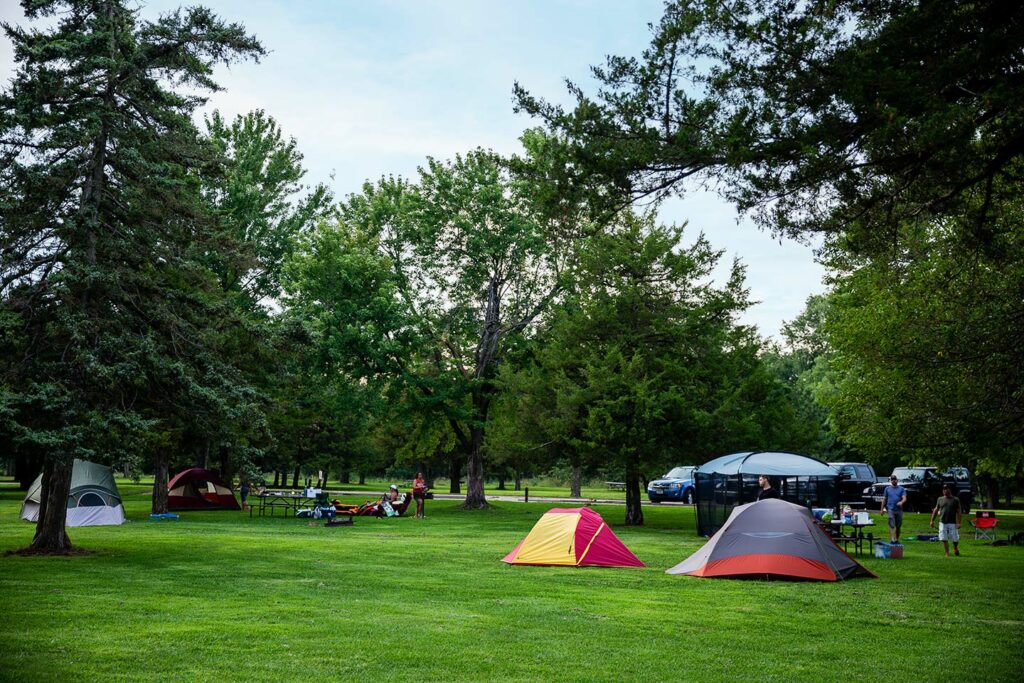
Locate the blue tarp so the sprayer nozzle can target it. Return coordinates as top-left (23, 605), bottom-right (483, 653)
top-left (697, 451), bottom-right (839, 477)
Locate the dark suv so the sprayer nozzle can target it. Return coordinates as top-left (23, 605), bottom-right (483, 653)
top-left (864, 466), bottom-right (973, 513)
top-left (828, 462), bottom-right (877, 504)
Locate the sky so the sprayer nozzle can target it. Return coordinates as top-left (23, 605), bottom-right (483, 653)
top-left (0, 0), bottom-right (826, 340)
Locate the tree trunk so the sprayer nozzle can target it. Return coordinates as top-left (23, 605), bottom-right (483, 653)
top-left (339, 468), bottom-right (350, 485)
top-left (15, 454), bottom-right (42, 490)
top-left (463, 428), bottom-right (488, 508)
top-left (514, 469), bottom-right (521, 491)
top-left (497, 472), bottom-right (506, 490)
top-left (984, 478), bottom-right (999, 509)
top-left (218, 447), bottom-right (232, 486)
top-left (448, 454), bottom-right (461, 494)
top-left (358, 471), bottom-right (366, 485)
top-left (291, 464), bottom-right (300, 489)
top-left (151, 447), bottom-right (169, 514)
top-left (29, 457), bottom-right (73, 553)
top-left (199, 439), bottom-right (210, 469)
top-left (272, 471), bottom-right (280, 487)
top-left (623, 456), bottom-right (644, 526)
top-left (570, 459), bottom-right (582, 498)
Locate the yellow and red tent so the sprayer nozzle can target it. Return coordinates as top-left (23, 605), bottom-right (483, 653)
top-left (502, 507), bottom-right (645, 567)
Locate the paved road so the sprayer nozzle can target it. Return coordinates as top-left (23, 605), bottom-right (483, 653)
top-left (330, 490), bottom-right (691, 507)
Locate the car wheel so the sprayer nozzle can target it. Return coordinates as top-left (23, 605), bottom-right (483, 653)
top-left (684, 489), bottom-right (694, 505)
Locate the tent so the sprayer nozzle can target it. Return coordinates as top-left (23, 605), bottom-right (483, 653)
top-left (502, 507), bottom-right (645, 567)
top-left (667, 498), bottom-right (875, 581)
top-left (695, 451), bottom-right (840, 536)
top-left (21, 459), bottom-right (126, 527)
top-left (167, 468), bottom-right (240, 511)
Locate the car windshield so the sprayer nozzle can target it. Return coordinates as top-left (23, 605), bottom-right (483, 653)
top-left (664, 467), bottom-right (694, 480)
top-left (892, 467), bottom-right (930, 482)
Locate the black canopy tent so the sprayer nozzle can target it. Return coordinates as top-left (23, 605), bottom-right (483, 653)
top-left (695, 451), bottom-right (840, 537)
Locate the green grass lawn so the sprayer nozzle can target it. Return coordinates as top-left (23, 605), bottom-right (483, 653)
top-left (1, 481), bottom-right (1022, 682)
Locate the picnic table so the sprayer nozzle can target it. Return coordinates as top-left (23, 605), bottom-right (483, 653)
top-left (829, 518), bottom-right (875, 556)
top-left (605, 481), bottom-right (626, 491)
top-left (250, 490), bottom-right (318, 518)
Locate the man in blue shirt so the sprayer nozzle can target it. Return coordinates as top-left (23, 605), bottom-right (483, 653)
top-left (880, 475), bottom-right (907, 542)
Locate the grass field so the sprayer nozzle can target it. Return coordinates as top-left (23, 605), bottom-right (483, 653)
top-left (1, 479), bottom-right (1022, 682)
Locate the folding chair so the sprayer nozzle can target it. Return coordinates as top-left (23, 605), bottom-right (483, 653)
top-left (970, 510), bottom-right (999, 541)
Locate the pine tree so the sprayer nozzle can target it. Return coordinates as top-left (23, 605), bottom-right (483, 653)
top-left (0, 0), bottom-right (264, 552)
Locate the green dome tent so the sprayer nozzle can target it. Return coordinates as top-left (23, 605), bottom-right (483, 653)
top-left (21, 459), bottom-right (126, 527)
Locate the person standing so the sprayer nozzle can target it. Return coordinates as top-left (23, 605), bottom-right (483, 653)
top-left (757, 475), bottom-right (779, 501)
top-left (239, 479), bottom-right (251, 511)
top-left (929, 484), bottom-right (962, 556)
top-left (412, 472), bottom-right (427, 518)
top-left (880, 475), bottom-right (907, 542)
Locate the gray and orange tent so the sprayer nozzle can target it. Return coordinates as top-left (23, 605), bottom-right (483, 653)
top-left (503, 507), bottom-right (644, 567)
top-left (167, 468), bottom-right (240, 511)
top-left (667, 498), bottom-right (875, 581)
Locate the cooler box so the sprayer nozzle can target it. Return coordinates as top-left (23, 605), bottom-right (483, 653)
top-left (874, 541), bottom-right (904, 559)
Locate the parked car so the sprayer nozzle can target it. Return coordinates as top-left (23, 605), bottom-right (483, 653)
top-left (863, 466), bottom-right (974, 513)
top-left (647, 466), bottom-right (697, 504)
top-left (828, 462), bottom-right (877, 504)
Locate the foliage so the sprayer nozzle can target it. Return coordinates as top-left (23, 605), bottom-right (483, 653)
top-left (515, 0), bottom-right (1024, 253)
top-left (287, 148), bottom-right (574, 507)
top-left (515, 0), bottom-right (1024, 478)
top-left (759, 295), bottom-right (856, 464)
top-left (492, 212), bottom-right (805, 523)
top-left (823, 200), bottom-right (1024, 477)
top-left (202, 109), bottom-right (333, 308)
top-left (0, 0), bottom-right (264, 547)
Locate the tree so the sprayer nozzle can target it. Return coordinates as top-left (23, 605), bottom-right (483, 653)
top-left (202, 109), bottom-right (333, 308)
top-left (822, 199), bottom-right (1024, 478)
top-left (759, 295), bottom-right (855, 463)
top-left (501, 212), bottom-right (763, 524)
top-left (0, 0), bottom-right (263, 551)
top-left (287, 147), bottom-right (574, 508)
top-left (515, 0), bottom-right (1024, 252)
top-left (515, 0), bottom-right (1024, 477)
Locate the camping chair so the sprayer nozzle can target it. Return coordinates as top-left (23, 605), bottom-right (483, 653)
top-left (970, 510), bottom-right (999, 541)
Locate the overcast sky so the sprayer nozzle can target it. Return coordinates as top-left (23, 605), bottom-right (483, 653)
top-left (0, 0), bottom-right (826, 340)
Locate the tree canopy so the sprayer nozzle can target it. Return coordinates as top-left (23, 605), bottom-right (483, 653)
top-left (515, 0), bottom-right (1024, 252)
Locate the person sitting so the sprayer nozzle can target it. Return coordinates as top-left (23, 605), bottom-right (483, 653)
top-left (384, 484), bottom-right (400, 503)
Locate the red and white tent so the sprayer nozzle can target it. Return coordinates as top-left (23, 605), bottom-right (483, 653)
top-left (667, 498), bottom-right (875, 581)
top-left (167, 468), bottom-right (240, 511)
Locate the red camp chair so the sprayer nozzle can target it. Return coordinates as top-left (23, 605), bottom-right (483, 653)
top-left (970, 510), bottom-right (999, 541)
